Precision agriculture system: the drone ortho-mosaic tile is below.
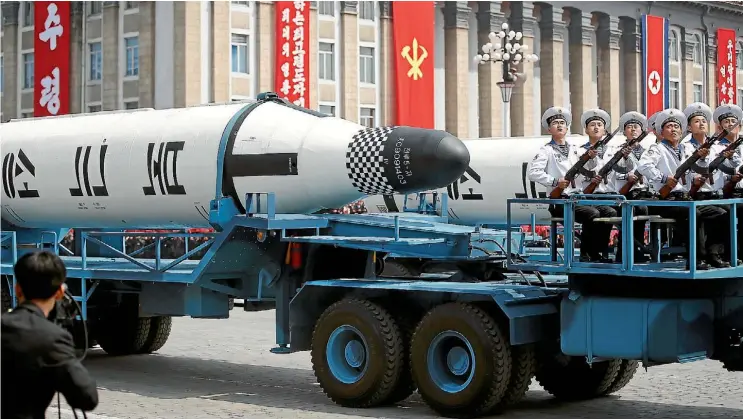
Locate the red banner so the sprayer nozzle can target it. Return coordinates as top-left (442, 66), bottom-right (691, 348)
top-left (641, 14), bottom-right (669, 116)
top-left (717, 28), bottom-right (737, 105)
top-left (274, 1), bottom-right (310, 108)
top-left (33, 1), bottom-right (70, 117)
top-left (392, 1), bottom-right (435, 128)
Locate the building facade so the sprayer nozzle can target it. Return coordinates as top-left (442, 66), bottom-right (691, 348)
top-left (1, 0), bottom-right (742, 137)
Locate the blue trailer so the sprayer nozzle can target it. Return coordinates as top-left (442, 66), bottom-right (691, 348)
top-left (1, 191), bottom-right (741, 418)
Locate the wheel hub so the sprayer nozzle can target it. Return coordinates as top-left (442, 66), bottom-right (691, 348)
top-left (446, 346), bottom-right (470, 376)
top-left (326, 325), bottom-right (370, 384)
top-left (345, 340), bottom-right (366, 368)
top-left (427, 330), bottom-right (476, 393)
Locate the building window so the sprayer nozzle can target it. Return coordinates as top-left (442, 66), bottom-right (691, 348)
top-left (668, 30), bottom-right (679, 63)
top-left (89, 2), bottom-right (101, 15)
top-left (738, 89), bottom-right (743, 107)
top-left (669, 81), bottom-right (680, 109)
top-left (88, 105), bottom-right (102, 113)
top-left (692, 34), bottom-right (703, 65)
top-left (360, 107), bottom-right (375, 128)
top-left (231, 1), bottom-right (249, 5)
top-left (125, 37), bottom-right (139, 77)
top-left (359, 1), bottom-right (375, 21)
top-left (21, 112), bottom-right (34, 118)
top-left (318, 1), bottom-right (335, 16)
top-left (89, 42), bottom-right (102, 81)
top-left (319, 42), bottom-right (335, 81)
top-left (319, 104), bottom-right (336, 116)
top-left (124, 1), bottom-right (139, 9)
top-left (23, 2), bottom-right (33, 26)
top-left (231, 34), bottom-right (249, 74)
top-left (22, 53), bottom-right (34, 89)
top-left (693, 83), bottom-right (703, 103)
top-left (359, 46), bottom-right (375, 84)
top-left (0, 56), bottom-right (3, 94)
top-left (124, 101), bottom-right (139, 110)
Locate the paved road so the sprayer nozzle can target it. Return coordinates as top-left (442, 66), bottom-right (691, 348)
top-left (51, 310), bottom-right (742, 419)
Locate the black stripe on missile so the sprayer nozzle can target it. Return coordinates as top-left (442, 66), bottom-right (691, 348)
top-left (382, 195), bottom-right (399, 212)
top-left (226, 153), bottom-right (299, 177)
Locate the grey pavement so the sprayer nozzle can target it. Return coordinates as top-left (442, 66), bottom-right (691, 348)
top-left (50, 309), bottom-right (743, 419)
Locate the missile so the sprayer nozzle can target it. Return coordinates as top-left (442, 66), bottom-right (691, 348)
top-left (0, 94), bottom-right (470, 230)
top-left (364, 133), bottom-right (659, 227)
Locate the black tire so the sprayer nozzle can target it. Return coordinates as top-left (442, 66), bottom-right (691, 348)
top-left (603, 360), bottom-right (639, 394)
top-left (382, 310), bottom-right (417, 405)
top-left (311, 298), bottom-right (406, 408)
top-left (96, 308), bottom-right (152, 356)
top-left (381, 260), bottom-right (413, 277)
top-left (138, 316), bottom-right (173, 354)
top-left (535, 350), bottom-right (622, 401)
top-left (228, 297), bottom-right (235, 311)
top-left (495, 344), bottom-right (536, 409)
top-left (410, 303), bottom-right (512, 418)
top-left (1, 279), bottom-right (12, 313)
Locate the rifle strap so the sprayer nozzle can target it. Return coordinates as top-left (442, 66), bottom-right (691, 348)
top-left (577, 167), bottom-right (595, 178)
top-left (718, 164), bottom-right (737, 176)
top-left (690, 163), bottom-right (710, 176)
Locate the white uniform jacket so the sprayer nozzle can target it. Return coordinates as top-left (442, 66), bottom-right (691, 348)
top-left (681, 137), bottom-right (723, 193)
top-left (637, 140), bottom-right (695, 194)
top-left (528, 140), bottom-right (597, 196)
top-left (577, 141), bottom-right (621, 193)
top-left (606, 144), bottom-right (650, 194)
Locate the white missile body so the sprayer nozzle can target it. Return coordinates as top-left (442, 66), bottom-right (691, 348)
top-left (1, 97), bottom-right (469, 230)
top-left (364, 134), bottom-right (659, 226)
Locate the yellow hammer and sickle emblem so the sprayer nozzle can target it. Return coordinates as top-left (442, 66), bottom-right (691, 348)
top-left (401, 38), bottom-right (428, 80)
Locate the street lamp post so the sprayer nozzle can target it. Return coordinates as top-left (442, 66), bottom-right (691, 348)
top-left (473, 21), bottom-right (539, 138)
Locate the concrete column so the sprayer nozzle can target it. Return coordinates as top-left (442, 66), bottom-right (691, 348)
top-left (443, 1), bottom-right (471, 138)
top-left (568, 9), bottom-right (595, 133)
top-left (68, 2), bottom-right (83, 114)
top-left (2, 1), bottom-right (20, 120)
top-left (538, 4), bottom-right (565, 129)
top-left (307, 2), bottom-right (318, 110)
top-left (340, 1), bottom-right (359, 121)
top-left (138, 1), bottom-right (156, 108)
top-left (620, 17), bottom-right (641, 113)
top-left (509, 1), bottom-right (537, 137)
top-left (211, 1), bottom-right (230, 103)
top-left (173, 1), bottom-right (201, 108)
top-left (379, 1), bottom-right (394, 126)
top-left (475, 1), bottom-right (504, 137)
top-left (256, 1), bottom-right (276, 94)
top-left (683, 32), bottom-right (695, 106)
top-left (706, 33), bottom-right (718, 108)
top-left (102, 1), bottom-right (120, 110)
top-left (597, 14), bottom-right (621, 127)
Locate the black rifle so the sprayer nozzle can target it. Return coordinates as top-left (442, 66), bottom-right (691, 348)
top-left (584, 131), bottom-right (649, 194)
top-left (658, 129), bottom-right (728, 199)
top-left (689, 135), bottom-right (743, 198)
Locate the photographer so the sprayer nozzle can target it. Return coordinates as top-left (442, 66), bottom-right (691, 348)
top-left (2, 251), bottom-right (99, 419)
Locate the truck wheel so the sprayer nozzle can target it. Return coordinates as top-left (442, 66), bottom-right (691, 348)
top-left (96, 310), bottom-right (152, 356)
top-left (311, 298), bottom-right (406, 408)
top-left (410, 303), bottom-right (512, 417)
top-left (138, 316), bottom-right (173, 354)
top-left (228, 297), bottom-right (235, 311)
top-left (382, 311), bottom-right (417, 405)
top-left (494, 344), bottom-right (536, 409)
top-left (535, 351), bottom-right (622, 401)
top-left (602, 360), bottom-right (639, 394)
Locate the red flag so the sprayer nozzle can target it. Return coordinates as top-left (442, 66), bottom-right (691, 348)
top-left (274, 1), bottom-right (310, 108)
top-left (641, 14), bottom-right (669, 116)
top-left (717, 28), bottom-right (738, 105)
top-left (392, 1), bottom-right (435, 128)
top-left (33, 1), bottom-right (71, 117)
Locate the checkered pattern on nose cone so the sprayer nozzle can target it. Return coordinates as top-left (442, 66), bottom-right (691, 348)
top-left (345, 126), bottom-right (397, 195)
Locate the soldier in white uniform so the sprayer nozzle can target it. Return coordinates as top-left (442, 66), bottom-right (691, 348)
top-left (637, 108), bottom-right (728, 270)
top-left (528, 106), bottom-right (611, 262)
top-left (712, 104), bottom-right (743, 260)
top-left (648, 111), bottom-right (661, 141)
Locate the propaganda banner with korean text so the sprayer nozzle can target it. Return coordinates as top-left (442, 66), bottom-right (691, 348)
top-left (641, 14), bottom-right (669, 117)
top-left (717, 28), bottom-right (737, 105)
top-left (34, 1), bottom-right (70, 117)
top-left (274, 1), bottom-right (310, 108)
top-left (392, 1), bottom-right (435, 128)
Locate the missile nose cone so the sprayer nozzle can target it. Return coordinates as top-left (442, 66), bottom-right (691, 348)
top-left (345, 126), bottom-right (471, 196)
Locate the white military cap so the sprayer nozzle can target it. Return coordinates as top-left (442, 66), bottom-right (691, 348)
top-left (656, 108), bottom-right (687, 133)
top-left (580, 108), bottom-right (611, 129)
top-left (541, 106), bottom-right (572, 130)
top-left (618, 111), bottom-right (647, 131)
top-left (712, 104), bottom-right (743, 124)
top-left (648, 111), bottom-right (660, 131)
top-left (683, 102), bottom-right (713, 123)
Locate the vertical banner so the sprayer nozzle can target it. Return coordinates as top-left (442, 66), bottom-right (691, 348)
top-left (392, 1), bottom-right (435, 128)
top-left (641, 14), bottom-right (669, 117)
top-left (274, 1), bottom-right (310, 108)
top-left (717, 28), bottom-right (737, 105)
top-left (34, 1), bottom-right (70, 117)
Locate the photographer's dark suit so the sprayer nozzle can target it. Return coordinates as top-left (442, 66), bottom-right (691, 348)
top-left (1, 302), bottom-right (98, 419)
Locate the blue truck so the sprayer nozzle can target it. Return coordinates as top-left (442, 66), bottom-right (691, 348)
top-left (2, 171), bottom-right (741, 417)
